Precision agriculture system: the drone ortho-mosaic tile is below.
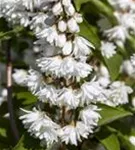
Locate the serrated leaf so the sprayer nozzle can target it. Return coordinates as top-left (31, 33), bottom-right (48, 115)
top-left (104, 53), bottom-right (123, 80)
top-left (98, 104), bottom-right (132, 126)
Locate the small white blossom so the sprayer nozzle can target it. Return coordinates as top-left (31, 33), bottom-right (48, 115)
top-left (79, 105), bottom-right (101, 127)
top-left (129, 136), bottom-right (135, 146)
top-left (100, 41), bottom-right (116, 58)
top-left (74, 13), bottom-right (83, 23)
top-left (62, 41), bottom-right (72, 55)
top-left (120, 60), bottom-right (134, 76)
top-left (37, 26), bottom-right (58, 45)
top-left (52, 2), bottom-right (63, 16)
top-left (37, 56), bottom-right (93, 79)
top-left (81, 81), bottom-right (105, 105)
top-left (12, 69), bottom-right (28, 86)
top-left (108, 0), bottom-right (133, 10)
top-left (67, 18), bottom-right (80, 33)
top-left (55, 34), bottom-right (66, 48)
top-left (62, 0), bottom-right (71, 6)
top-left (106, 81), bottom-right (133, 106)
top-left (59, 121), bottom-right (90, 146)
top-left (26, 69), bottom-right (44, 94)
top-left (58, 20), bottom-right (67, 32)
top-left (36, 85), bottom-right (58, 105)
top-left (20, 108), bottom-right (60, 146)
top-left (104, 26), bottom-right (128, 43)
top-left (64, 4), bottom-right (75, 16)
top-left (73, 36), bottom-right (94, 57)
top-left (57, 88), bottom-right (81, 108)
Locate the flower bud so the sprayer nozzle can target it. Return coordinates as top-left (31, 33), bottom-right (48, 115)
top-left (56, 34), bottom-right (66, 48)
top-left (58, 20), bottom-right (67, 32)
top-left (52, 2), bottom-right (63, 16)
top-left (62, 41), bottom-right (72, 55)
top-left (62, 0), bottom-right (71, 6)
top-left (67, 18), bottom-right (80, 33)
top-left (65, 4), bottom-right (75, 16)
top-left (74, 13), bottom-right (83, 23)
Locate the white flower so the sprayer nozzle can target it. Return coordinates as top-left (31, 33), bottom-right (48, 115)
top-left (36, 85), bottom-right (58, 105)
top-left (67, 18), bottom-right (80, 33)
top-left (117, 12), bottom-right (135, 31)
top-left (97, 77), bottom-right (110, 88)
top-left (37, 56), bottom-right (62, 76)
top-left (55, 34), bottom-right (66, 48)
top-left (36, 26), bottom-right (58, 45)
top-left (79, 105), bottom-right (101, 127)
top-left (58, 20), bottom-right (67, 32)
top-left (108, 0), bottom-right (133, 10)
top-left (26, 69), bottom-right (44, 94)
top-left (98, 64), bottom-right (110, 78)
top-left (59, 121), bottom-right (90, 146)
top-left (107, 81), bottom-right (133, 106)
top-left (57, 88), bottom-right (81, 108)
top-left (74, 13), bottom-right (83, 24)
top-left (64, 4), bottom-right (75, 16)
top-left (104, 26), bottom-right (128, 43)
top-left (52, 2), bottom-right (63, 16)
top-left (12, 69), bottom-right (28, 86)
top-left (37, 56), bottom-right (93, 79)
top-left (129, 136), bottom-right (135, 146)
top-left (62, 0), bottom-right (71, 6)
top-left (100, 41), bottom-right (116, 59)
top-left (62, 41), bottom-right (72, 55)
top-left (81, 81), bottom-right (104, 105)
top-left (120, 60), bottom-right (134, 76)
top-left (20, 108), bottom-right (60, 146)
top-left (73, 36), bottom-right (94, 57)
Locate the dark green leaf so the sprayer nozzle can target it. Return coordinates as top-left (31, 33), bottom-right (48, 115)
top-left (98, 104), bottom-right (132, 126)
top-left (16, 91), bottom-right (37, 105)
top-left (74, 0), bottom-right (117, 25)
top-left (79, 19), bottom-right (101, 48)
top-left (104, 53), bottom-right (123, 80)
top-left (13, 133), bottom-right (43, 150)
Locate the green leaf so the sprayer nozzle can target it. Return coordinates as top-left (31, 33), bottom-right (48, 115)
top-left (13, 133), bottom-right (43, 150)
top-left (104, 53), bottom-right (123, 80)
top-left (16, 91), bottom-right (37, 106)
top-left (74, 0), bottom-right (117, 25)
top-left (97, 132), bottom-right (120, 150)
top-left (79, 19), bottom-right (101, 48)
top-left (102, 134), bottom-right (120, 150)
top-left (98, 104), bottom-right (132, 126)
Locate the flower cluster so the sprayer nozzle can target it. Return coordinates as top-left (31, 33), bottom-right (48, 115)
top-left (1, 0), bottom-right (133, 148)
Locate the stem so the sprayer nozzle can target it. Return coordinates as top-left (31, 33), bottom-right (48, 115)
top-left (61, 106), bottom-right (65, 126)
top-left (4, 40), bottom-right (19, 143)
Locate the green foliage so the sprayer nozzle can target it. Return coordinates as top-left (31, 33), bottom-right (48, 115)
top-left (74, 0), bottom-right (117, 24)
top-left (103, 53), bottom-right (123, 80)
top-left (98, 104), bottom-right (133, 126)
top-left (96, 128), bottom-right (120, 150)
top-left (13, 133), bottom-right (43, 150)
top-left (79, 19), bottom-right (101, 48)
